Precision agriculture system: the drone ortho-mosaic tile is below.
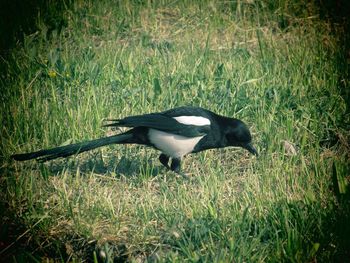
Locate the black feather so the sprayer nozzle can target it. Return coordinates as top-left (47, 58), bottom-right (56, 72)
top-left (11, 134), bottom-right (132, 162)
top-left (104, 113), bottom-right (209, 137)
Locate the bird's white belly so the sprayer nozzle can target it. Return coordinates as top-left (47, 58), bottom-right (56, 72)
top-left (148, 129), bottom-right (204, 158)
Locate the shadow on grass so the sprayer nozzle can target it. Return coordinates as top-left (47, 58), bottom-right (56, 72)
top-left (0, 212), bottom-right (128, 263)
top-left (0, 154), bottom-right (165, 262)
top-left (158, 199), bottom-right (350, 262)
top-left (0, 0), bottom-right (72, 55)
top-left (35, 151), bottom-right (165, 179)
top-left (1, 194), bottom-right (349, 262)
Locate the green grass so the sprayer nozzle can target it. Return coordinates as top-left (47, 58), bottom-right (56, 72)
top-left (1, 0), bottom-right (349, 262)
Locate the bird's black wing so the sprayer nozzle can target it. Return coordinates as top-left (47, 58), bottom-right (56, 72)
top-left (104, 113), bottom-right (210, 138)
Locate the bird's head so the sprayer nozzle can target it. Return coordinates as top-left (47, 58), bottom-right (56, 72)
top-left (224, 119), bottom-right (258, 156)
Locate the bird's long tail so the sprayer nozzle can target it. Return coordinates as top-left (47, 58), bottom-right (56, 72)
top-left (11, 133), bottom-right (133, 162)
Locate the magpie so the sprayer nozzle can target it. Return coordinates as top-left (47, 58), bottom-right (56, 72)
top-left (11, 106), bottom-right (258, 173)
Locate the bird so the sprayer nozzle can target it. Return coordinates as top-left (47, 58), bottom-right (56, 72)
top-left (11, 106), bottom-right (258, 174)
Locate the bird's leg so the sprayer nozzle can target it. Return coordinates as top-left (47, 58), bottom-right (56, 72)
top-left (161, 155), bottom-right (188, 178)
top-left (170, 158), bottom-right (189, 179)
top-left (170, 158), bottom-right (181, 174)
top-left (159, 153), bottom-right (170, 169)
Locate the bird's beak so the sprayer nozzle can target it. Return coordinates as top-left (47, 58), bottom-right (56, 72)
top-left (244, 143), bottom-right (258, 156)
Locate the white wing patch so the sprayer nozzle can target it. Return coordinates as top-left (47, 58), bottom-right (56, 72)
top-left (148, 129), bottom-right (204, 158)
top-left (173, 116), bottom-right (211, 126)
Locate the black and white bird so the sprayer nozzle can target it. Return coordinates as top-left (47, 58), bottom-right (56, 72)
top-left (11, 106), bottom-right (258, 173)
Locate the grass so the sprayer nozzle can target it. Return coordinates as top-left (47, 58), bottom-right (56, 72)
top-left (1, 0), bottom-right (349, 262)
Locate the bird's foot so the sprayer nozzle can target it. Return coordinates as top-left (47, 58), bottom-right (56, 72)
top-left (159, 155), bottom-right (189, 179)
top-left (170, 158), bottom-right (189, 179)
top-left (159, 154), bottom-right (170, 169)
